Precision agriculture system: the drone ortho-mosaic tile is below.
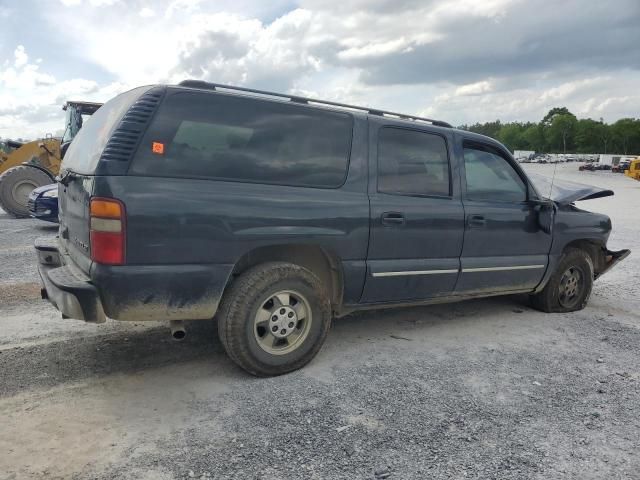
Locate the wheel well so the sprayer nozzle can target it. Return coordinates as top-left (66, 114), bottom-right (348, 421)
top-left (563, 239), bottom-right (605, 275)
top-left (231, 244), bottom-right (344, 308)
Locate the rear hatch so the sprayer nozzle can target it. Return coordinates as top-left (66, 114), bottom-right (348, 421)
top-left (58, 86), bottom-right (161, 273)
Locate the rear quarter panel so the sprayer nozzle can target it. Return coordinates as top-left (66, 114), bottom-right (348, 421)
top-left (90, 115), bottom-right (370, 319)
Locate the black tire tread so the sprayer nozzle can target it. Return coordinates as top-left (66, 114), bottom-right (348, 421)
top-left (217, 262), bottom-right (331, 376)
top-left (0, 165), bottom-right (53, 218)
top-left (531, 248), bottom-right (594, 313)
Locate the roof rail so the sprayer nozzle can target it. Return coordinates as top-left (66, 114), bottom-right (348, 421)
top-left (178, 79), bottom-right (452, 128)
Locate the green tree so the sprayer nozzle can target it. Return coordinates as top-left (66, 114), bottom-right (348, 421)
top-left (541, 107), bottom-right (573, 126)
top-left (497, 123), bottom-right (528, 151)
top-left (456, 111), bottom-right (638, 155)
top-left (523, 123), bottom-right (547, 152)
top-left (575, 119), bottom-right (601, 153)
top-left (547, 113), bottom-right (578, 153)
top-left (594, 122), bottom-right (613, 154)
top-left (611, 118), bottom-right (640, 154)
top-left (462, 120), bottom-right (502, 139)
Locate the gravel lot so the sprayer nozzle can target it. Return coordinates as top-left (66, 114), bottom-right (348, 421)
top-left (1, 164), bottom-right (639, 480)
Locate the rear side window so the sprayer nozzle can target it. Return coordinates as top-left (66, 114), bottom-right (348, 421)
top-left (463, 144), bottom-right (526, 202)
top-left (377, 127), bottom-right (450, 197)
top-left (62, 86), bottom-right (150, 174)
top-left (130, 92), bottom-right (353, 188)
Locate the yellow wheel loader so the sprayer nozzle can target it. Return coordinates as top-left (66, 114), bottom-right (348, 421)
top-left (0, 101), bottom-right (102, 218)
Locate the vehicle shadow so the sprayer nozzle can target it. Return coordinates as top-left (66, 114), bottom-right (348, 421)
top-left (35, 224), bottom-right (59, 231)
top-left (0, 294), bottom-right (533, 396)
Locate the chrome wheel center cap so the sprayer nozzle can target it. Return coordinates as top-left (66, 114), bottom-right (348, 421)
top-left (269, 306), bottom-right (298, 338)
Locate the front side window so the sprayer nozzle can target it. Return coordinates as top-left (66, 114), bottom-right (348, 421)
top-left (131, 92), bottom-right (353, 188)
top-left (463, 145), bottom-right (527, 202)
top-left (377, 128), bottom-right (450, 197)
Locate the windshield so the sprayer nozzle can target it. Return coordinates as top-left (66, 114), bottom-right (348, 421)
top-left (62, 86), bottom-right (151, 174)
top-left (61, 109), bottom-right (93, 144)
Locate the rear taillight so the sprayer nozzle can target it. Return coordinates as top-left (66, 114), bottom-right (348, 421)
top-left (90, 197), bottom-right (126, 265)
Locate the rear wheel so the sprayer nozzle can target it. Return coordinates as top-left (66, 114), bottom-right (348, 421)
top-left (531, 248), bottom-right (594, 313)
top-left (0, 165), bottom-right (53, 218)
top-left (217, 262), bottom-right (331, 376)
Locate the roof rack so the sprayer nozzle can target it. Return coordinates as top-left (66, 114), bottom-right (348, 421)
top-left (178, 79), bottom-right (452, 128)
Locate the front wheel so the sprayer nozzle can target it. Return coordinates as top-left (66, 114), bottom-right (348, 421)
top-left (531, 248), bottom-right (594, 313)
top-left (217, 262), bottom-right (332, 376)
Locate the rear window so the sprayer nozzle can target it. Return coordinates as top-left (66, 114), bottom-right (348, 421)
top-left (62, 86), bottom-right (151, 174)
top-left (130, 91), bottom-right (353, 188)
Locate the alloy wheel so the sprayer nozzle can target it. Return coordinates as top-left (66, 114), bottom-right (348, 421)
top-left (253, 290), bottom-right (312, 355)
top-left (558, 266), bottom-right (584, 309)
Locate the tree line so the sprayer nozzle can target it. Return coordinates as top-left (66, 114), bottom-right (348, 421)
top-left (459, 107), bottom-right (640, 155)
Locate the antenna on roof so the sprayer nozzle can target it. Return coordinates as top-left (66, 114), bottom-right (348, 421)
top-left (549, 154), bottom-right (559, 199)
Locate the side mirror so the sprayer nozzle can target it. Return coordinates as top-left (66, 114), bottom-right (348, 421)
top-left (529, 199), bottom-right (555, 234)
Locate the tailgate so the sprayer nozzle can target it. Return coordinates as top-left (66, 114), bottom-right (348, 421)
top-left (58, 174), bottom-right (94, 274)
top-left (56, 85), bottom-right (158, 274)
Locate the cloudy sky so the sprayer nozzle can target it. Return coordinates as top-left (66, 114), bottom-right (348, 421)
top-left (0, 0), bottom-right (639, 139)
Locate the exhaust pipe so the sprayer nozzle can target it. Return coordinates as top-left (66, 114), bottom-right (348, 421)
top-left (169, 320), bottom-right (186, 341)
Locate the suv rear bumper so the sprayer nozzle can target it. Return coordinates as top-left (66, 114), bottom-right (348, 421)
top-left (35, 237), bottom-right (107, 323)
top-left (36, 237), bottom-right (234, 323)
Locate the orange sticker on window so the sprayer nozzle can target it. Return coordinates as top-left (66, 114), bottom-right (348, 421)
top-left (152, 142), bottom-right (165, 154)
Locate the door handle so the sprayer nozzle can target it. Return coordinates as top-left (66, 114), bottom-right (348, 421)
top-left (381, 212), bottom-right (405, 226)
top-left (467, 214), bottom-right (486, 227)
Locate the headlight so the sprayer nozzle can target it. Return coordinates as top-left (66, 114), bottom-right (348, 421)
top-left (41, 188), bottom-right (58, 198)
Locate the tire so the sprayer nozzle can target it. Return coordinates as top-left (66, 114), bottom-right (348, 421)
top-left (217, 262), bottom-right (332, 376)
top-left (531, 248), bottom-right (594, 313)
top-left (0, 165), bottom-right (53, 218)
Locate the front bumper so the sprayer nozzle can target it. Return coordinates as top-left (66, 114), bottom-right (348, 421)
top-left (35, 237), bottom-right (106, 323)
top-left (28, 196), bottom-right (59, 223)
top-left (595, 248), bottom-right (631, 279)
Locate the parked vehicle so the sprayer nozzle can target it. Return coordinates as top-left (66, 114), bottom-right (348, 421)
top-left (35, 81), bottom-right (630, 376)
top-left (27, 183), bottom-right (58, 223)
top-left (0, 101), bottom-right (101, 218)
top-left (613, 159), bottom-right (632, 173)
top-left (624, 158), bottom-right (640, 180)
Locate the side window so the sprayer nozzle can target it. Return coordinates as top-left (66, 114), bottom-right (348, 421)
top-left (463, 145), bottom-right (527, 202)
top-left (377, 128), bottom-right (450, 197)
top-left (131, 92), bottom-right (353, 188)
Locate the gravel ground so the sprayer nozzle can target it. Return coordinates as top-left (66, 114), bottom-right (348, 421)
top-left (1, 164), bottom-right (639, 480)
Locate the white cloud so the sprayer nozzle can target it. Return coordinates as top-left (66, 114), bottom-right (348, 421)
top-left (455, 80), bottom-right (493, 96)
top-left (13, 45), bottom-right (28, 68)
top-left (1, 0), bottom-right (639, 138)
top-left (139, 7), bottom-right (155, 17)
top-left (538, 77), bottom-right (606, 103)
top-left (59, 0), bottom-right (120, 6)
top-left (0, 45), bottom-right (121, 139)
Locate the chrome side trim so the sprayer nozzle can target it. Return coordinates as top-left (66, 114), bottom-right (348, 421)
top-left (372, 269), bottom-right (459, 278)
top-left (462, 265), bottom-right (545, 273)
top-left (372, 264), bottom-right (546, 277)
